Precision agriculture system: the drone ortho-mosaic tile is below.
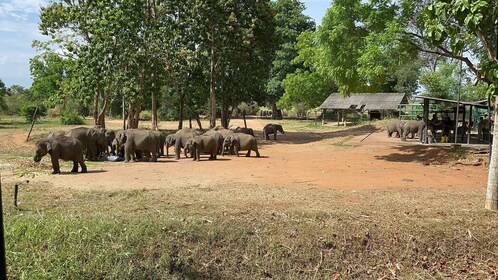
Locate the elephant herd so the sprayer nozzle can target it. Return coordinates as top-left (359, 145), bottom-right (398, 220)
top-left (33, 123), bottom-right (286, 174)
top-left (386, 119), bottom-right (426, 142)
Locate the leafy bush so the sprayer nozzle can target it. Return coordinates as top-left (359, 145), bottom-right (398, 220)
top-left (139, 110), bottom-right (152, 121)
top-left (60, 110), bottom-right (85, 125)
top-left (19, 104), bottom-right (47, 122)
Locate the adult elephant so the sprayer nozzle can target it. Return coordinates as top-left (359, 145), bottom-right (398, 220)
top-left (66, 127), bottom-right (107, 161)
top-left (117, 129), bottom-right (160, 162)
top-left (222, 133), bottom-right (260, 157)
top-left (231, 126), bottom-right (255, 136)
top-left (386, 120), bottom-right (401, 138)
top-left (263, 123), bottom-right (285, 140)
top-left (185, 135), bottom-right (218, 161)
top-left (168, 128), bottom-right (203, 160)
top-left (203, 129), bottom-right (224, 155)
top-left (401, 120), bottom-right (426, 142)
top-left (151, 131), bottom-right (166, 157)
top-left (212, 126), bottom-right (234, 138)
top-left (33, 135), bottom-right (87, 174)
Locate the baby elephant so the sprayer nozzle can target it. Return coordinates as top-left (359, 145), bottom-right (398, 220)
top-left (33, 135), bottom-right (87, 174)
top-left (263, 123), bottom-right (285, 140)
top-left (222, 133), bottom-right (260, 157)
top-left (185, 135), bottom-right (218, 161)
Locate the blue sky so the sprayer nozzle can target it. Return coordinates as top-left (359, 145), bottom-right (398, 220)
top-left (0, 0), bottom-right (330, 88)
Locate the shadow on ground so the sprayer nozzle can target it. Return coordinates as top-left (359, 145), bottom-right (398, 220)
top-left (374, 144), bottom-right (456, 164)
top-left (258, 125), bottom-right (380, 146)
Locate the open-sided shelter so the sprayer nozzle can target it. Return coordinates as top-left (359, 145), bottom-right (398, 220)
top-left (319, 93), bottom-right (409, 122)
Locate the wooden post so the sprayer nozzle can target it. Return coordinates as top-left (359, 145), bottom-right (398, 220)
top-left (26, 107), bottom-right (38, 142)
top-left (322, 109), bottom-right (326, 126)
top-left (467, 105), bottom-right (473, 144)
top-left (423, 98), bottom-right (429, 144)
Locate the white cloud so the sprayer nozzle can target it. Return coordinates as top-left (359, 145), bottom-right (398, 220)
top-left (0, 0), bottom-right (45, 20)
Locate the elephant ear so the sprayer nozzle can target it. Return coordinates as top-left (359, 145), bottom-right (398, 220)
top-left (119, 131), bottom-right (127, 143)
top-left (46, 140), bottom-right (55, 154)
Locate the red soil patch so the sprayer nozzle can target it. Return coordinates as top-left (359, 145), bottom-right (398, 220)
top-left (1, 119), bottom-right (488, 191)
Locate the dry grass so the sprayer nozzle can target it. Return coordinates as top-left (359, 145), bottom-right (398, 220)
top-left (2, 180), bottom-right (497, 279)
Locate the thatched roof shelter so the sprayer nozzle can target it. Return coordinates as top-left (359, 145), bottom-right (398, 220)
top-left (319, 93), bottom-right (408, 111)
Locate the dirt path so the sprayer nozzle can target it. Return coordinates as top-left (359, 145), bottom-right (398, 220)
top-left (1, 119), bottom-right (488, 191)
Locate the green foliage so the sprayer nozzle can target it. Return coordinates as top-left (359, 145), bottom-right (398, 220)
top-left (19, 104), bottom-right (47, 122)
top-left (139, 110), bottom-right (152, 121)
top-left (266, 0), bottom-right (315, 105)
top-left (419, 62), bottom-right (459, 99)
top-left (0, 79), bottom-right (7, 111)
top-left (3, 85), bottom-right (32, 116)
top-left (60, 110), bottom-right (84, 125)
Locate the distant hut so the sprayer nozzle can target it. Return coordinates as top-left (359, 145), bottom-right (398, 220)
top-left (319, 93), bottom-right (408, 122)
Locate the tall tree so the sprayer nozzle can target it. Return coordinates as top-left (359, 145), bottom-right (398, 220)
top-left (0, 79), bottom-right (8, 111)
top-left (267, 0), bottom-right (315, 117)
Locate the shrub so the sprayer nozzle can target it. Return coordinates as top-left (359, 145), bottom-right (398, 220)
top-left (47, 108), bottom-right (61, 118)
top-left (139, 110), bottom-right (152, 121)
top-left (19, 104), bottom-right (47, 122)
top-left (158, 107), bottom-right (179, 121)
top-left (60, 110), bottom-right (85, 125)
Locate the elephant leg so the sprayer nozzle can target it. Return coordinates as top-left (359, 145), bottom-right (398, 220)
top-left (195, 150), bottom-right (200, 161)
top-left (175, 142), bottom-right (181, 160)
top-left (71, 161), bottom-right (78, 173)
top-left (124, 147), bottom-right (131, 162)
top-left (255, 147), bottom-right (260, 158)
top-left (80, 161), bottom-right (87, 173)
top-left (50, 156), bottom-right (60, 174)
top-left (234, 147), bottom-right (239, 157)
top-left (245, 150), bottom-right (251, 157)
top-left (401, 131), bottom-right (407, 141)
top-left (152, 149), bottom-right (158, 162)
top-left (274, 133), bottom-right (276, 140)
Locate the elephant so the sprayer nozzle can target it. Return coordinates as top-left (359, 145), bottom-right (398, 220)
top-left (33, 135), bottom-right (87, 174)
top-left (401, 120), bottom-right (426, 142)
top-left (169, 128), bottom-right (203, 160)
top-left (231, 126), bottom-right (255, 136)
top-left (66, 127), bottom-right (107, 161)
top-left (203, 130), bottom-right (224, 155)
top-left (185, 135), bottom-right (218, 161)
top-left (151, 131), bottom-right (166, 157)
top-left (103, 128), bottom-right (116, 155)
top-left (263, 123), bottom-right (285, 140)
top-left (117, 129), bottom-right (160, 162)
top-left (212, 126), bottom-right (233, 137)
top-left (222, 133), bottom-right (260, 157)
top-left (386, 120), bottom-right (401, 138)
top-left (47, 130), bottom-right (66, 139)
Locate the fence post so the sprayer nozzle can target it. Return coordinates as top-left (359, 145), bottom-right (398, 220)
top-left (0, 173), bottom-right (8, 278)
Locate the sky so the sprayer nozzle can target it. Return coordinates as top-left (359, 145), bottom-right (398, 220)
top-left (0, 0), bottom-right (330, 89)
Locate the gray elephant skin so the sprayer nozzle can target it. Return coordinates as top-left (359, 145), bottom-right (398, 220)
top-left (263, 123), bottom-right (285, 140)
top-left (233, 127), bottom-right (255, 136)
top-left (222, 133), bottom-right (260, 157)
top-left (34, 135), bottom-right (87, 174)
top-left (168, 128), bottom-right (203, 159)
top-left (151, 130), bottom-right (166, 156)
top-left (401, 120), bottom-right (426, 142)
top-left (386, 120), bottom-right (401, 138)
top-left (118, 129), bottom-right (160, 162)
top-left (66, 127), bottom-right (107, 161)
top-left (203, 129), bottom-right (224, 155)
top-left (185, 135), bottom-right (218, 161)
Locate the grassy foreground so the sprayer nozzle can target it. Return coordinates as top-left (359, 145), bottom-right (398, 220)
top-left (2, 181), bottom-right (497, 279)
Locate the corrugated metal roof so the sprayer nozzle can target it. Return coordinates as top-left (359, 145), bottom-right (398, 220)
top-left (319, 93), bottom-right (408, 110)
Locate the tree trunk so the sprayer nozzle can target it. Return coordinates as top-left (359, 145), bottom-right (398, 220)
top-left (151, 72), bottom-right (158, 130)
top-left (178, 92), bottom-right (184, 130)
top-left (485, 95), bottom-right (498, 211)
top-left (93, 91), bottom-right (99, 125)
top-left (96, 91), bottom-right (108, 128)
top-left (209, 23), bottom-right (217, 129)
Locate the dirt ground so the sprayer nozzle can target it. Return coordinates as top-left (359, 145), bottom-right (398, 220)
top-left (0, 119), bottom-right (489, 191)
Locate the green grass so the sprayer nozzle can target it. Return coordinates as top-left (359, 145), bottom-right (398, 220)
top-left (2, 182), bottom-right (497, 279)
top-left (331, 135), bottom-right (355, 147)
